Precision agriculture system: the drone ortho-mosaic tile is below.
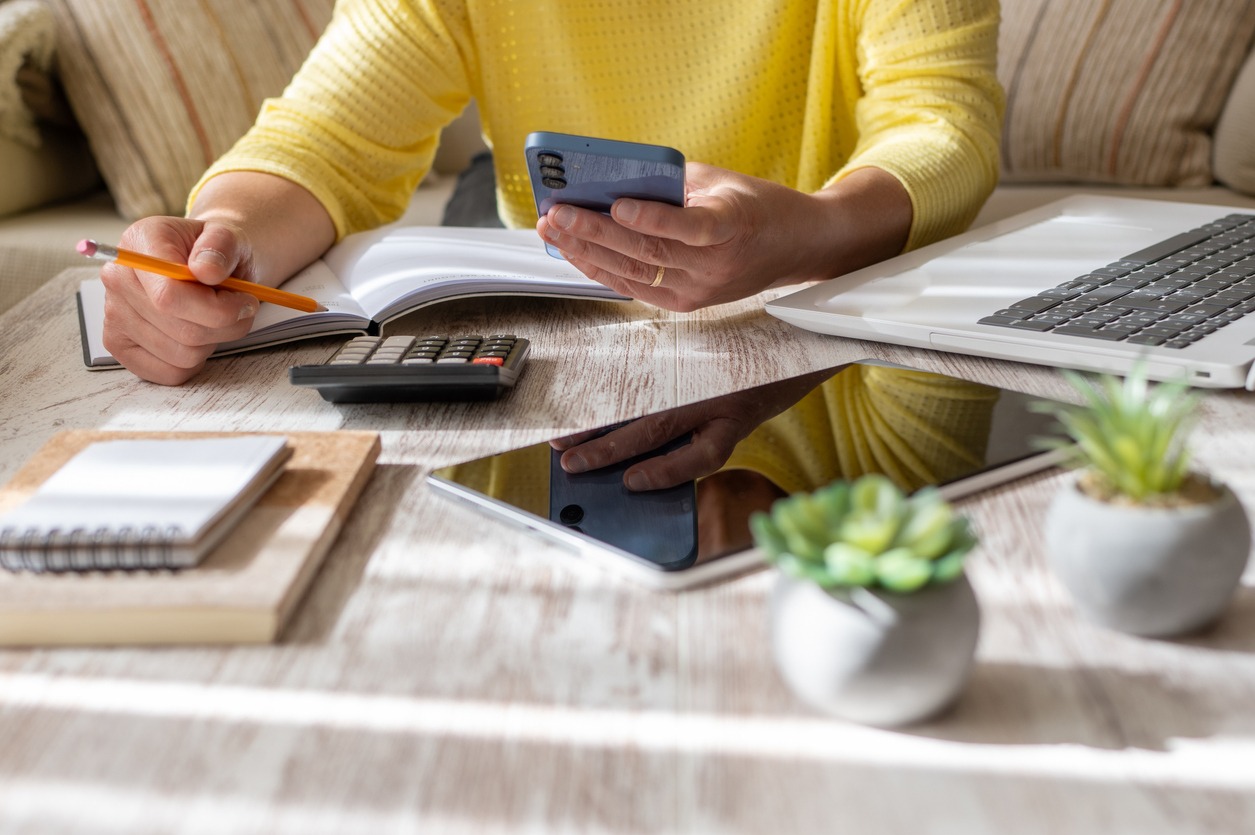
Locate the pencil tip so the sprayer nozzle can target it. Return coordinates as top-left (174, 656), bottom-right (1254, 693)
top-left (316, 305), bottom-right (328, 312)
top-left (76, 239), bottom-right (97, 256)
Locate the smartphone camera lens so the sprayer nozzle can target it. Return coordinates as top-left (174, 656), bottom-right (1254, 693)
top-left (537, 151), bottom-right (567, 189)
top-left (558, 504), bottom-right (584, 525)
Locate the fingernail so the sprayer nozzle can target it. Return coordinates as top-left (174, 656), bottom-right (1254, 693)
top-left (615, 199), bottom-right (640, 223)
top-left (194, 248), bottom-right (227, 268)
top-left (553, 206), bottom-right (576, 230)
top-left (563, 451), bottom-right (588, 473)
top-left (625, 471), bottom-right (651, 491)
top-left (237, 297), bottom-right (258, 320)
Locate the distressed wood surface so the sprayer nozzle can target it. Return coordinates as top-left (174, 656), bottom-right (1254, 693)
top-left (0, 267), bottom-right (1252, 834)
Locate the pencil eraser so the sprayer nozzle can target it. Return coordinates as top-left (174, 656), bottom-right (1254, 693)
top-left (76, 239), bottom-right (97, 256)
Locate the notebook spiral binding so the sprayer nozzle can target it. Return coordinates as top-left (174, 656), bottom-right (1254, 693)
top-left (0, 524), bottom-right (185, 573)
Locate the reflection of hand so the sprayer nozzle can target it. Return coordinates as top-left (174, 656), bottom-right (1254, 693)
top-left (696, 469), bottom-right (786, 561)
top-left (535, 163), bottom-right (910, 312)
top-left (552, 367), bottom-right (839, 490)
top-left (99, 216), bottom-right (260, 385)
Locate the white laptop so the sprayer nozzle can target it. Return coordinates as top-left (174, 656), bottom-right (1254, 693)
top-left (766, 195), bottom-right (1255, 389)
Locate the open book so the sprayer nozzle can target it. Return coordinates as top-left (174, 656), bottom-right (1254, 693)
top-left (76, 226), bottom-right (625, 368)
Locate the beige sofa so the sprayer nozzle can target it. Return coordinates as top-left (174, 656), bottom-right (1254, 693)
top-left (3, 0), bottom-right (1255, 316)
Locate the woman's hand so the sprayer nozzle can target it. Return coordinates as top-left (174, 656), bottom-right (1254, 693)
top-left (552, 367), bottom-right (839, 490)
top-left (99, 216), bottom-right (261, 386)
top-left (536, 163), bottom-right (911, 312)
top-left (100, 171), bottom-right (337, 386)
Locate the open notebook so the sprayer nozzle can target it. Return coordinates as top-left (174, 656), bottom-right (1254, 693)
top-left (767, 196), bottom-right (1255, 389)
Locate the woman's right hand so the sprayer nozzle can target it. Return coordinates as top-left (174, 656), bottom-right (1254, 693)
top-left (99, 215), bottom-right (261, 385)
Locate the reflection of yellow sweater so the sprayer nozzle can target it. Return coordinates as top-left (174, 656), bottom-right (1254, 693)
top-left (725, 364), bottom-right (999, 495)
top-left (195, 0), bottom-right (1002, 250)
top-left (436, 365), bottom-right (999, 512)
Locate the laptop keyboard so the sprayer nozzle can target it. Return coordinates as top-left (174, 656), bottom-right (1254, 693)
top-left (978, 213), bottom-right (1255, 348)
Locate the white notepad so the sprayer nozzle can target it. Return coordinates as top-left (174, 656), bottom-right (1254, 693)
top-left (0, 435), bottom-right (292, 572)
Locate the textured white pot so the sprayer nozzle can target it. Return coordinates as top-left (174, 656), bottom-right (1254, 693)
top-left (769, 572), bottom-right (981, 727)
top-left (1044, 474), bottom-right (1251, 637)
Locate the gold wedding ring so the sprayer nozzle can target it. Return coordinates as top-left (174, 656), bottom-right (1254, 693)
top-left (651, 265), bottom-right (666, 288)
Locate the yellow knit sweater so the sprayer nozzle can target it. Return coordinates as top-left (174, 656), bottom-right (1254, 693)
top-left (194, 0), bottom-right (1002, 251)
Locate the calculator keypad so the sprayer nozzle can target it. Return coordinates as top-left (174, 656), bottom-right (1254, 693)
top-left (289, 334), bottom-right (530, 402)
top-left (328, 334), bottom-right (520, 367)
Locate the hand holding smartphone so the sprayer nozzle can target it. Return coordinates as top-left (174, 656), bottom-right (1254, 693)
top-left (525, 131), bottom-right (685, 258)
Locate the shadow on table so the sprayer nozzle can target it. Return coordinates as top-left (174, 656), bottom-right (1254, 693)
top-left (909, 587), bottom-right (1255, 751)
top-left (279, 462), bottom-right (413, 644)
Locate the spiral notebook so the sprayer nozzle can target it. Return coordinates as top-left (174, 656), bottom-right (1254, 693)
top-left (0, 435), bottom-right (292, 572)
top-left (0, 429), bottom-right (381, 645)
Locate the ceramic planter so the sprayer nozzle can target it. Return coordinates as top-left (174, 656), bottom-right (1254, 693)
top-left (769, 571), bottom-right (981, 727)
top-left (1044, 474), bottom-right (1251, 637)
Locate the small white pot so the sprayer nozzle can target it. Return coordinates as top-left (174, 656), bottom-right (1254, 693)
top-left (1044, 474), bottom-right (1251, 637)
top-left (769, 572), bottom-right (981, 727)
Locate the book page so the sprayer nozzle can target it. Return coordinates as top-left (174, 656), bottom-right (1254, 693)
top-left (323, 226), bottom-right (625, 322)
top-left (77, 261), bottom-right (371, 367)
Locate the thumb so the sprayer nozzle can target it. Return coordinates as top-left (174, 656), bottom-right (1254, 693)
top-left (188, 224), bottom-right (251, 286)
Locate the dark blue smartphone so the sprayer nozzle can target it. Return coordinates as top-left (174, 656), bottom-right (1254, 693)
top-left (525, 131), bottom-right (685, 258)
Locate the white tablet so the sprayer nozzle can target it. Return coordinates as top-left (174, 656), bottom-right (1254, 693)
top-left (426, 360), bottom-right (1069, 591)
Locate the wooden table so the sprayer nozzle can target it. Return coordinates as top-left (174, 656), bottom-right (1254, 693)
top-left (1, 266), bottom-right (1253, 834)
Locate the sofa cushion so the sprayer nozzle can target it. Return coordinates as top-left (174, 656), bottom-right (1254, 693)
top-left (0, 0), bottom-right (97, 216)
top-left (0, 127), bottom-right (98, 218)
top-left (45, 0), bottom-right (336, 221)
top-left (1214, 47), bottom-right (1255, 197)
top-left (999, 0), bottom-right (1255, 187)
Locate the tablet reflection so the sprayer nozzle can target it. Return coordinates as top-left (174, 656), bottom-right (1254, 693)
top-left (433, 363), bottom-right (1014, 573)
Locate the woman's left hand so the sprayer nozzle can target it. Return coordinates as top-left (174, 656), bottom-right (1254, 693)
top-left (535, 163), bottom-right (911, 312)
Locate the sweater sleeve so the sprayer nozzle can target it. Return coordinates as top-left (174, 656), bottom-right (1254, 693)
top-left (188, 0), bottom-right (475, 240)
top-left (831, 0), bottom-right (1004, 250)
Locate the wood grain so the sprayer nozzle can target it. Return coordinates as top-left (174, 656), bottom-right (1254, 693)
top-left (0, 267), bottom-right (1252, 833)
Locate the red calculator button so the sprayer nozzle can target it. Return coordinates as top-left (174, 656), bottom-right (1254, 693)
top-left (472, 356), bottom-right (504, 366)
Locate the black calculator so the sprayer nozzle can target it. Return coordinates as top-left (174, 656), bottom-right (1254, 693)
top-left (289, 334), bottom-right (530, 402)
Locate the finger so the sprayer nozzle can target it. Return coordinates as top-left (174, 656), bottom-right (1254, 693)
top-left (621, 417), bottom-right (744, 491)
top-left (100, 294), bottom-right (215, 385)
top-left (103, 261), bottom-right (258, 340)
top-left (611, 190), bottom-right (728, 250)
top-left (549, 428), bottom-right (603, 451)
top-left (187, 223), bottom-right (254, 285)
top-left (558, 411), bottom-right (695, 473)
top-left (540, 205), bottom-right (677, 285)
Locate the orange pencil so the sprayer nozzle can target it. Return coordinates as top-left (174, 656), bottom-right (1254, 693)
top-left (76, 239), bottom-right (325, 314)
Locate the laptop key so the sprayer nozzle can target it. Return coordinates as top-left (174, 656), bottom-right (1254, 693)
top-left (1122, 228), bottom-right (1216, 265)
top-left (1007, 297), bottom-right (1060, 313)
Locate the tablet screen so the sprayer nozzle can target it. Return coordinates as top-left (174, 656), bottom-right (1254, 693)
top-left (427, 360), bottom-right (1067, 590)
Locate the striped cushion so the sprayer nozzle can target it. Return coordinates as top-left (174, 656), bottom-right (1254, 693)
top-left (999, 0), bottom-right (1255, 187)
top-left (46, 0), bottom-right (334, 220)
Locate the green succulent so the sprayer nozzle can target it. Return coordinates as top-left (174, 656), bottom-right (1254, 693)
top-left (1032, 364), bottom-right (1202, 502)
top-left (749, 474), bottom-right (977, 594)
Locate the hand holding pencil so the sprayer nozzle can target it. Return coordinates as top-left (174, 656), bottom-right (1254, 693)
top-left (77, 239), bottom-right (325, 313)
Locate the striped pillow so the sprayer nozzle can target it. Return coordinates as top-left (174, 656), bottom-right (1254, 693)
top-left (46, 0), bottom-right (335, 220)
top-left (999, 0), bottom-right (1255, 187)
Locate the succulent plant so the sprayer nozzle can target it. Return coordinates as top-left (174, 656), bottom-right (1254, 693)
top-left (1032, 364), bottom-right (1203, 503)
top-left (749, 474), bottom-right (977, 593)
